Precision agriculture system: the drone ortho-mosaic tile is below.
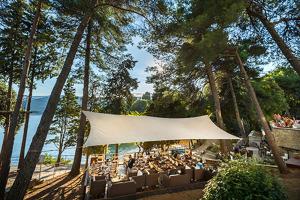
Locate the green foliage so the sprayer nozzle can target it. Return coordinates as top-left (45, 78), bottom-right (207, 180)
top-left (146, 88), bottom-right (206, 118)
top-left (102, 58), bottom-right (138, 114)
top-left (0, 0), bottom-right (26, 82)
top-left (147, 90), bottom-right (187, 117)
top-left (218, 68), bottom-right (289, 133)
top-left (142, 92), bottom-right (151, 100)
top-left (0, 80), bottom-right (24, 133)
top-left (46, 78), bottom-right (80, 157)
top-left (43, 153), bottom-right (56, 165)
top-left (130, 99), bottom-right (149, 113)
top-left (0, 81), bottom-right (16, 127)
top-left (83, 145), bottom-right (105, 156)
top-left (43, 153), bottom-right (71, 165)
top-left (252, 77), bottom-right (289, 120)
top-left (266, 67), bottom-right (300, 118)
top-left (203, 160), bottom-right (287, 200)
top-left (88, 71), bottom-right (103, 113)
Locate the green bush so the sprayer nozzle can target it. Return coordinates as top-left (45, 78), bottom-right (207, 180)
top-left (42, 153), bottom-right (71, 165)
top-left (202, 160), bottom-right (287, 200)
top-left (43, 153), bottom-right (56, 165)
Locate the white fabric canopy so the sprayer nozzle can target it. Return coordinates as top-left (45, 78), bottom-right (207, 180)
top-left (83, 111), bottom-right (239, 147)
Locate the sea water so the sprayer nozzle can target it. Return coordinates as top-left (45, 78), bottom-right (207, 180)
top-left (0, 113), bottom-right (138, 165)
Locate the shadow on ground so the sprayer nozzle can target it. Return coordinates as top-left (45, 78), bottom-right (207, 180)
top-left (25, 173), bottom-right (83, 200)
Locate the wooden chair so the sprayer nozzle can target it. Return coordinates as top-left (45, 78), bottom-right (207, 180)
top-left (145, 173), bottom-right (159, 188)
top-left (185, 168), bottom-right (193, 182)
top-left (90, 180), bottom-right (106, 199)
top-left (130, 175), bottom-right (146, 191)
top-left (168, 174), bottom-right (190, 187)
top-left (194, 169), bottom-right (204, 181)
top-left (107, 181), bottom-right (136, 198)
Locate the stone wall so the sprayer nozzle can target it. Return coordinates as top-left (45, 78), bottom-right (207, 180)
top-left (272, 127), bottom-right (300, 151)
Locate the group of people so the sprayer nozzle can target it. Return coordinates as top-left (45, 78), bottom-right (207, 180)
top-left (271, 113), bottom-right (299, 128)
top-left (91, 150), bottom-right (208, 184)
top-left (124, 151), bottom-right (205, 177)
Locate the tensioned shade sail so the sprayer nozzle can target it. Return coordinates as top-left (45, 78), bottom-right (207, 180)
top-left (83, 111), bottom-right (239, 147)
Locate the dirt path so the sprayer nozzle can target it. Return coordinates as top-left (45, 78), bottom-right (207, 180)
top-left (7, 164), bottom-right (72, 189)
top-left (24, 173), bottom-right (83, 200)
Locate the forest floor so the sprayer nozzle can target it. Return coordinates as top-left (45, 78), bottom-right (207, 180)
top-left (14, 167), bottom-right (299, 200)
top-left (7, 164), bottom-right (72, 189)
top-left (24, 172), bottom-right (83, 200)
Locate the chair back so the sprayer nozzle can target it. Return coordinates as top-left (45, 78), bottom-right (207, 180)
top-left (145, 173), bottom-right (159, 188)
top-left (90, 180), bottom-right (106, 199)
top-left (185, 168), bottom-right (193, 182)
top-left (194, 169), bottom-right (204, 181)
top-left (168, 174), bottom-right (190, 187)
top-left (107, 180), bottom-right (136, 198)
top-left (131, 175), bottom-right (146, 191)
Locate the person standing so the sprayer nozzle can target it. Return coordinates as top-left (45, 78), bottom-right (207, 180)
top-left (127, 155), bottom-right (135, 174)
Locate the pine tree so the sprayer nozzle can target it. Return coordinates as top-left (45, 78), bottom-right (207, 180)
top-left (0, 0), bottom-right (27, 140)
top-left (102, 58), bottom-right (138, 114)
top-left (18, 0), bottom-right (59, 169)
top-left (246, 0), bottom-right (300, 75)
top-left (0, 1), bottom-right (42, 196)
top-left (6, 1), bottom-right (94, 198)
top-left (46, 78), bottom-right (80, 166)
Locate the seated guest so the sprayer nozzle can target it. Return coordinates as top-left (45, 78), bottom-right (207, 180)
top-left (195, 159), bottom-right (204, 169)
top-left (147, 155), bottom-right (154, 162)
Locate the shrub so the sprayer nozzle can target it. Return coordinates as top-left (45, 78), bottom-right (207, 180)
top-left (42, 153), bottom-right (71, 165)
top-left (202, 160), bottom-right (287, 200)
top-left (43, 153), bottom-right (56, 165)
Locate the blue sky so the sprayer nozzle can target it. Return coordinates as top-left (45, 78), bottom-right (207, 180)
top-left (20, 36), bottom-right (155, 96)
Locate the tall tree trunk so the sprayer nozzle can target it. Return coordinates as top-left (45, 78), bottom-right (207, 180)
top-left (247, 6), bottom-right (300, 75)
top-left (0, 2), bottom-right (42, 198)
top-left (235, 50), bottom-right (288, 174)
top-left (205, 65), bottom-right (228, 153)
top-left (70, 21), bottom-right (92, 176)
top-left (6, 14), bottom-right (91, 200)
top-left (56, 146), bottom-right (63, 166)
top-left (115, 144), bottom-right (119, 159)
top-left (3, 68), bottom-right (13, 140)
top-left (227, 76), bottom-right (246, 138)
top-left (18, 65), bottom-right (35, 170)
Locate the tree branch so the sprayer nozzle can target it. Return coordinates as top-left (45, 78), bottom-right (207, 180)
top-left (272, 17), bottom-right (300, 25)
top-left (102, 3), bottom-right (156, 29)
